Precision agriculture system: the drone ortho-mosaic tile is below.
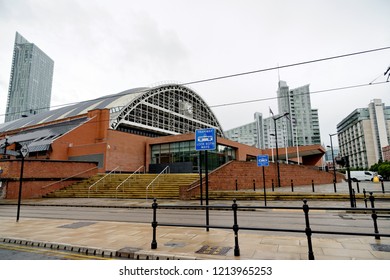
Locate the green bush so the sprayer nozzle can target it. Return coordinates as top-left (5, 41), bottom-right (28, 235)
top-left (378, 163), bottom-right (390, 180)
top-left (370, 161), bottom-right (390, 180)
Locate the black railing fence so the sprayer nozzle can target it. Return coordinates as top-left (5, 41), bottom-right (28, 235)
top-left (234, 178), bottom-right (387, 194)
top-left (151, 193), bottom-right (390, 260)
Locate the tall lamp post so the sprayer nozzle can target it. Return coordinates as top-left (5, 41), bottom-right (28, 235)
top-left (293, 118), bottom-right (300, 165)
top-left (272, 112), bottom-right (290, 188)
top-left (2, 136), bottom-right (9, 159)
top-left (329, 133), bottom-right (337, 193)
top-left (336, 156), bottom-right (354, 208)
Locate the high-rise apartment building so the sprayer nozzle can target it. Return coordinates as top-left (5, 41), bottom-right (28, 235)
top-left (5, 32), bottom-right (54, 122)
top-left (224, 81), bottom-right (321, 150)
top-left (224, 112), bottom-right (265, 148)
top-left (277, 81), bottom-right (321, 147)
top-left (337, 99), bottom-right (390, 168)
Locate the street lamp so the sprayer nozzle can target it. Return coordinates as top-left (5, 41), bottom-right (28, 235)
top-left (272, 112), bottom-right (290, 188)
top-left (336, 155), bottom-right (355, 208)
top-left (2, 136), bottom-right (9, 159)
top-left (329, 133), bottom-right (337, 193)
top-left (293, 118), bottom-right (300, 165)
top-left (269, 134), bottom-right (275, 162)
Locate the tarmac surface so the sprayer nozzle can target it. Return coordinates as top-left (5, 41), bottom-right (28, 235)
top-left (1, 181), bottom-right (390, 260)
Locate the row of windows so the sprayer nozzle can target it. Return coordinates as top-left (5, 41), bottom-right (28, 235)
top-left (117, 126), bottom-right (161, 137)
top-left (151, 140), bottom-right (236, 172)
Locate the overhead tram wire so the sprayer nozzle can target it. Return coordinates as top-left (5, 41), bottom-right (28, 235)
top-left (1, 80), bottom-right (388, 132)
top-left (209, 80), bottom-right (389, 108)
top-left (181, 46), bottom-right (390, 86)
top-left (1, 46), bottom-right (390, 119)
top-left (0, 81), bottom-right (388, 132)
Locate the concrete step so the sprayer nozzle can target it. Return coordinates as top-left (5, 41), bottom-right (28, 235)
top-left (44, 173), bottom-right (199, 199)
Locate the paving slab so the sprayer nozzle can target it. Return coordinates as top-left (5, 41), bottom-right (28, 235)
top-left (0, 216), bottom-right (390, 260)
top-left (1, 181), bottom-right (390, 260)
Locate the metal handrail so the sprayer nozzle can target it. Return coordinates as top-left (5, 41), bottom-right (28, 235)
top-left (88, 166), bottom-right (120, 198)
top-left (41, 166), bottom-right (98, 189)
top-left (115, 165), bottom-right (145, 199)
top-left (146, 166), bottom-right (170, 200)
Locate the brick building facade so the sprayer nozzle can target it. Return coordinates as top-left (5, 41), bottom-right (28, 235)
top-left (1, 83), bottom-right (328, 199)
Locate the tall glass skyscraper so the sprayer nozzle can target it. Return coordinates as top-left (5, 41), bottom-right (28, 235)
top-left (5, 32), bottom-right (54, 122)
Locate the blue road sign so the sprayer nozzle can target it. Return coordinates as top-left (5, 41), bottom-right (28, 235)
top-left (257, 155), bottom-right (269, 167)
top-left (195, 128), bottom-right (216, 151)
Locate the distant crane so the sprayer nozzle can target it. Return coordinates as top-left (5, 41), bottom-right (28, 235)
top-left (385, 65), bottom-right (390, 82)
top-left (369, 65), bottom-right (390, 84)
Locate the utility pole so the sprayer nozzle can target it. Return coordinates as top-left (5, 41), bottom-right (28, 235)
top-left (329, 133), bottom-right (337, 192)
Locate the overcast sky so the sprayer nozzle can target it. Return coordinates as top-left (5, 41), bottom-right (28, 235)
top-left (1, 0), bottom-right (389, 147)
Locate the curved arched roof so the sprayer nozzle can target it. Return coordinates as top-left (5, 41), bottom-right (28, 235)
top-left (0, 83), bottom-right (224, 137)
top-left (111, 83), bottom-right (224, 137)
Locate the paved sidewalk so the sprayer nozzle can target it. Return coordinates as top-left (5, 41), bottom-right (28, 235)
top-left (0, 181), bottom-right (389, 260)
top-left (1, 216), bottom-right (390, 260)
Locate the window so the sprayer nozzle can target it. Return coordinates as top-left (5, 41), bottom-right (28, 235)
top-left (150, 141), bottom-right (236, 172)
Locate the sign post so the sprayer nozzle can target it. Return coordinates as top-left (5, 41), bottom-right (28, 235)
top-left (199, 151), bottom-right (203, 205)
top-left (16, 145), bottom-right (29, 222)
top-left (257, 155), bottom-right (269, 206)
top-left (195, 128), bottom-right (217, 151)
top-left (195, 128), bottom-right (216, 232)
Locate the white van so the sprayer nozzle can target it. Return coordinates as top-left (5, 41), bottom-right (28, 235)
top-left (347, 171), bottom-right (377, 182)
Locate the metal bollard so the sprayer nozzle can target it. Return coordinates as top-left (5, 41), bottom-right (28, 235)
top-left (381, 180), bottom-right (385, 194)
top-left (356, 181), bottom-right (360, 193)
top-left (253, 179), bottom-right (256, 191)
top-left (352, 189), bottom-right (357, 208)
top-left (363, 189), bottom-right (368, 208)
top-left (369, 192), bottom-right (380, 240)
top-left (272, 179), bottom-right (274, 192)
top-left (302, 199), bottom-right (315, 260)
top-left (151, 198), bottom-right (158, 249)
top-left (232, 199), bottom-right (240, 257)
top-left (291, 179), bottom-right (294, 192)
top-left (235, 179), bottom-right (238, 191)
top-left (311, 180), bottom-right (315, 192)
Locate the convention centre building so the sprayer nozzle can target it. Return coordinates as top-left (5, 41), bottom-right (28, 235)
top-left (0, 83), bottom-right (330, 198)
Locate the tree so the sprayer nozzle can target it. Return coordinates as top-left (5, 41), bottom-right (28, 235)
top-left (370, 162), bottom-right (380, 172)
top-left (378, 163), bottom-right (390, 180)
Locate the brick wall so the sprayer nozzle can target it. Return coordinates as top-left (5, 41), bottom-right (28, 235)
top-left (50, 109), bottom-right (110, 171)
top-left (0, 160), bottom-right (98, 199)
top-left (50, 109), bottom-right (149, 173)
top-left (181, 160), bottom-right (344, 199)
top-left (106, 130), bottom-right (147, 172)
